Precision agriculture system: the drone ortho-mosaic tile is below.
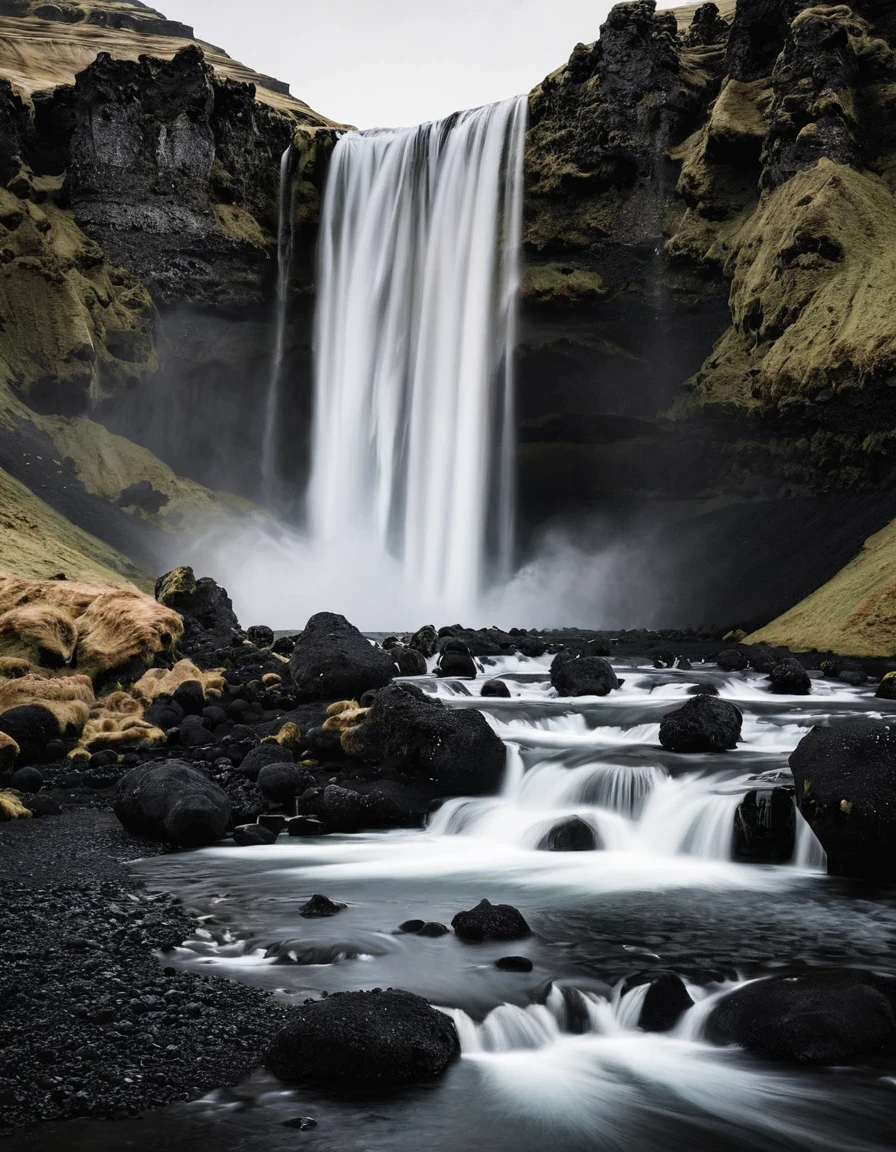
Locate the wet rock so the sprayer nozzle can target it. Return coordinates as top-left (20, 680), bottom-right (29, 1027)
top-left (659, 695), bottom-right (742, 753)
top-left (538, 815), bottom-right (598, 852)
top-left (290, 612), bottom-right (395, 701)
top-left (258, 813), bottom-right (287, 835)
top-left (299, 894), bottom-right (346, 918)
top-left (233, 823), bottom-right (277, 846)
top-left (343, 682), bottom-right (506, 796)
top-left (717, 649), bottom-right (748, 672)
top-left (876, 673), bottom-right (896, 701)
top-left (247, 625), bottom-right (275, 648)
top-left (287, 815), bottom-right (326, 837)
top-left (551, 652), bottom-right (619, 697)
top-left (408, 625), bottom-right (439, 658)
top-left (733, 787), bottom-right (796, 864)
top-left (10, 765), bottom-right (42, 793)
top-left (418, 922), bottom-right (450, 938)
top-left (435, 640), bottom-right (477, 679)
top-left (496, 956), bottom-right (534, 973)
top-left (390, 646), bottom-right (427, 676)
top-left (769, 658), bottom-right (812, 695)
top-left (300, 785), bottom-right (368, 833)
top-left (820, 658), bottom-right (867, 686)
top-left (0, 705), bottom-right (58, 762)
top-left (687, 682), bottom-right (719, 696)
top-left (303, 725), bottom-right (347, 761)
top-left (237, 743), bottom-right (292, 781)
top-left (256, 762), bottom-right (305, 804)
top-left (706, 970), bottom-right (896, 1064)
top-left (283, 1118), bottom-right (317, 1131)
top-left (399, 919), bottom-right (426, 934)
top-left (638, 973), bottom-right (695, 1032)
top-left (114, 760), bottom-right (231, 847)
top-left (264, 989), bottom-right (460, 1085)
top-left (452, 899), bottom-right (531, 942)
top-left (481, 679), bottom-right (511, 698)
top-left (790, 719), bottom-right (896, 879)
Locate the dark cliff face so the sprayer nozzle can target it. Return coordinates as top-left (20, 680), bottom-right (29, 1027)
top-left (518, 0), bottom-right (896, 624)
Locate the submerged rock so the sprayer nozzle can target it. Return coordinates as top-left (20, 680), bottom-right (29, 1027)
top-left (299, 894), bottom-right (346, 918)
top-left (659, 695), bottom-right (742, 753)
top-left (114, 760), bottom-right (231, 847)
top-left (264, 989), bottom-right (460, 1085)
top-left (706, 970), bottom-right (896, 1064)
top-left (496, 956), bottom-right (534, 973)
top-left (551, 652), bottom-right (619, 697)
top-left (233, 823), bottom-right (277, 846)
top-left (452, 899), bottom-right (531, 942)
top-left (790, 719), bottom-right (896, 879)
top-left (290, 612), bottom-right (395, 701)
top-left (538, 815), bottom-right (598, 852)
top-left (481, 679), bottom-right (511, 698)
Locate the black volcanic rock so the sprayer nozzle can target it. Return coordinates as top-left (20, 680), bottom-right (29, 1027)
top-left (551, 652), bottom-right (619, 697)
top-left (264, 989), bottom-right (460, 1085)
top-left (290, 612), bottom-right (395, 702)
top-left (659, 695), bottom-right (742, 753)
top-left (452, 899), bottom-right (531, 942)
top-left (114, 760), bottom-right (231, 846)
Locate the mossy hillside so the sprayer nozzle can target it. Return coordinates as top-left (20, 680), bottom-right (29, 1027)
top-left (747, 515), bottom-right (896, 656)
top-left (686, 161), bottom-right (896, 414)
top-left (0, 463), bottom-right (148, 585)
top-left (0, 182), bottom-right (157, 411)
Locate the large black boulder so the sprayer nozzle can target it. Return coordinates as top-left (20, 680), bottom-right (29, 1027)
top-left (537, 816), bottom-right (598, 852)
top-left (659, 695), bottom-right (742, 753)
top-left (114, 760), bottom-right (231, 847)
top-left (155, 567), bottom-right (241, 654)
top-left (390, 646), bottom-right (427, 676)
top-left (733, 787), bottom-right (796, 863)
top-left (481, 679), bottom-right (511, 699)
top-left (452, 899), bottom-right (531, 942)
top-left (408, 625), bottom-right (439, 658)
top-left (256, 762), bottom-right (306, 804)
top-left (345, 682), bottom-right (505, 796)
top-left (264, 989), bottom-right (460, 1085)
top-left (706, 970), bottom-right (896, 1064)
top-left (0, 705), bottom-right (58, 763)
top-left (551, 652), bottom-right (619, 697)
top-left (638, 974), bottom-right (695, 1033)
top-left (290, 612), bottom-right (395, 701)
top-left (769, 658), bottom-right (812, 695)
top-left (717, 649), bottom-right (748, 672)
top-left (237, 742), bottom-right (293, 781)
top-left (435, 640), bottom-right (477, 679)
top-left (876, 673), bottom-right (896, 701)
top-left (790, 719), bottom-right (896, 879)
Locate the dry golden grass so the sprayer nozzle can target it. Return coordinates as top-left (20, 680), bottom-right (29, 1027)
top-left (0, 603), bottom-right (77, 665)
top-left (0, 789), bottom-right (31, 820)
top-left (0, 671), bottom-right (94, 735)
top-left (133, 659), bottom-right (225, 703)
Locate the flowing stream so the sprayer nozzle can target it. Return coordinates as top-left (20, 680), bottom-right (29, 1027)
top-left (39, 658), bottom-right (896, 1152)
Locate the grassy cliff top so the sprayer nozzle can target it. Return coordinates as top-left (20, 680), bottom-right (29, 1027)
top-left (0, 0), bottom-right (341, 123)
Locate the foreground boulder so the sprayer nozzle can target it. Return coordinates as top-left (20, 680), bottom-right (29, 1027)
top-left (706, 970), bottom-right (896, 1064)
top-left (733, 788), bottom-right (796, 864)
top-left (345, 683), bottom-right (505, 796)
top-left (481, 679), bottom-right (511, 698)
top-left (659, 695), bottom-right (742, 753)
top-left (114, 760), bottom-right (231, 847)
top-left (290, 613), bottom-right (395, 701)
top-left (264, 989), bottom-right (460, 1085)
top-left (155, 566), bottom-right (240, 654)
top-left (551, 652), bottom-right (619, 697)
top-left (0, 705), bottom-right (59, 763)
top-left (452, 899), bottom-right (531, 942)
top-left (790, 719), bottom-right (896, 879)
top-left (876, 672), bottom-right (896, 701)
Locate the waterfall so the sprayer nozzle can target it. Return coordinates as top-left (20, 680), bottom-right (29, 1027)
top-left (260, 143), bottom-right (295, 505)
top-left (308, 96), bottom-right (528, 609)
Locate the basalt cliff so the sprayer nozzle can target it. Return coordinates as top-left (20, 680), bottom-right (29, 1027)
top-left (0, 0), bottom-right (895, 652)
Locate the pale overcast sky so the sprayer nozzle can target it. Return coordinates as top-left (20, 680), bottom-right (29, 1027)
top-left (169, 0), bottom-right (683, 128)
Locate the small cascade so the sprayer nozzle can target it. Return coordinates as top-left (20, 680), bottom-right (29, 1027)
top-left (794, 809), bottom-right (827, 871)
top-left (260, 143), bottom-right (296, 506)
top-left (308, 96), bottom-right (528, 609)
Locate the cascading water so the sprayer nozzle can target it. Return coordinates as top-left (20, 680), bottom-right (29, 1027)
top-left (260, 144), bottom-right (295, 505)
top-left (308, 96), bottom-right (527, 608)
